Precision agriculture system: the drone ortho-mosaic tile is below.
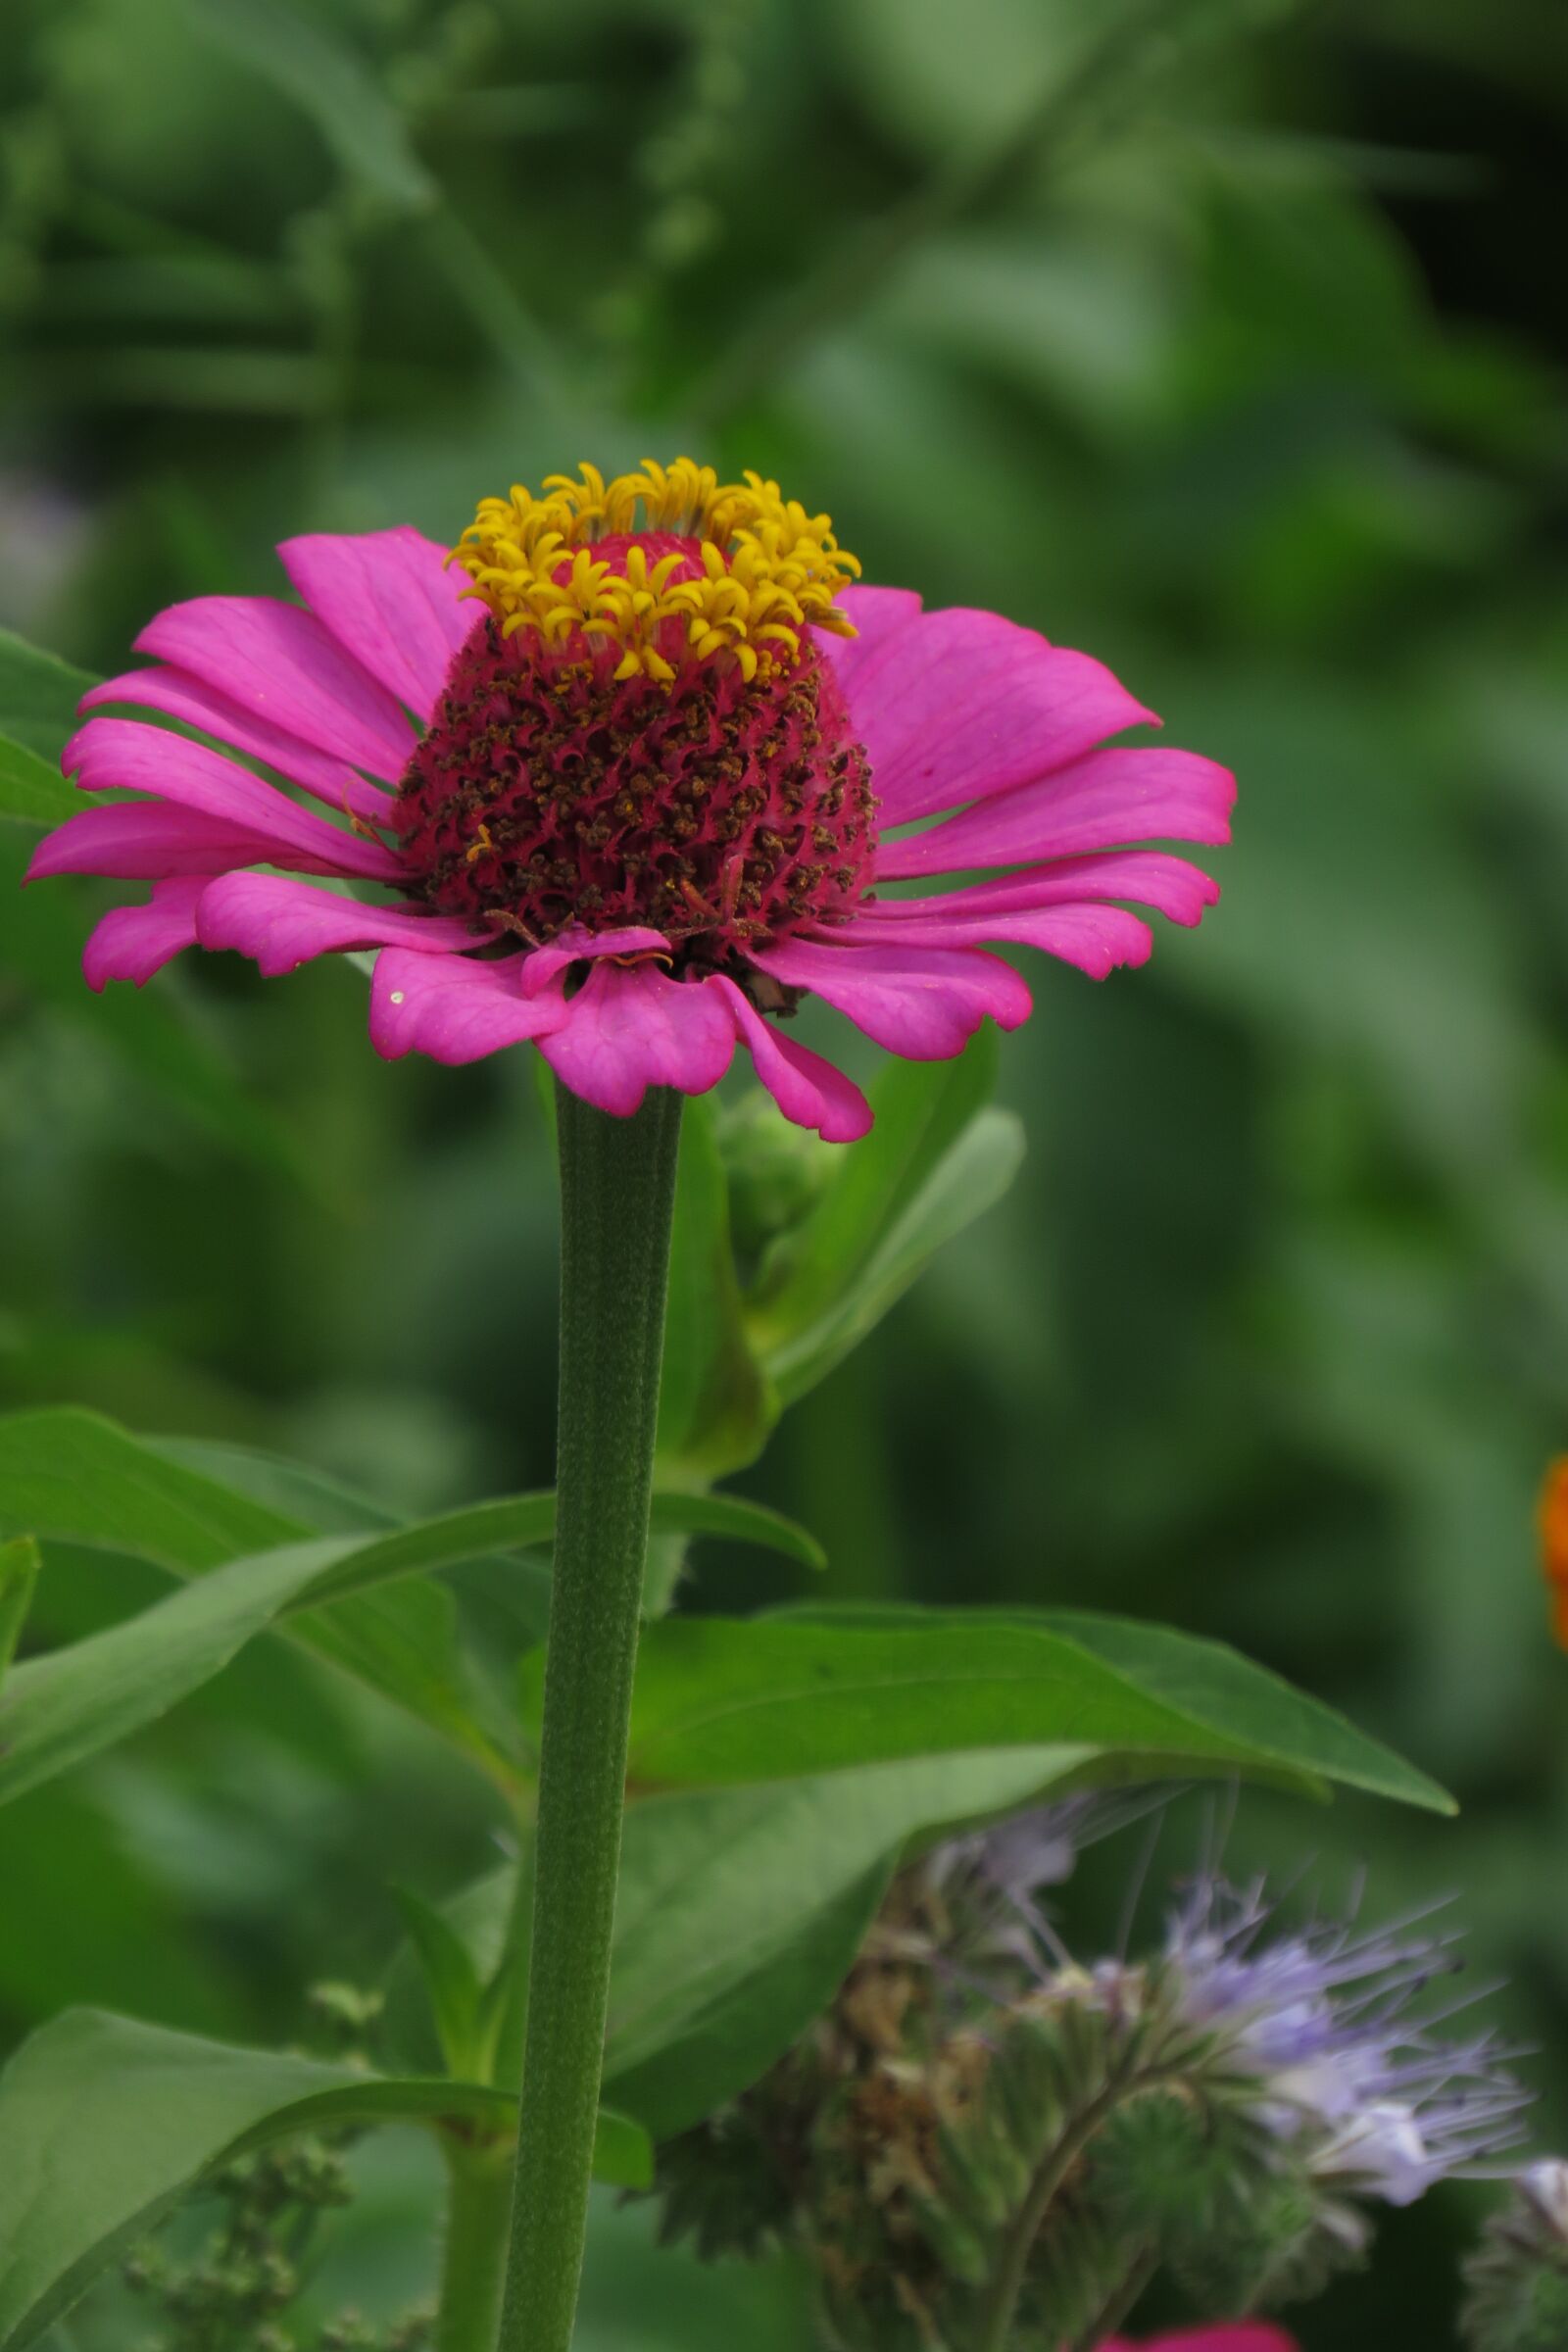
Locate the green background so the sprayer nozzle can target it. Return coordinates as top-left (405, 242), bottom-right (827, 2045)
top-left (1, 0), bottom-right (1565, 2343)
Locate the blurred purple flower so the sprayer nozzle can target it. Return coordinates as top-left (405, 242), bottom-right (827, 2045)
top-left (1163, 1874), bottom-right (1529, 2204)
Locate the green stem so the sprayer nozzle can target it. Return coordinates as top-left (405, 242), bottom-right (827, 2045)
top-left (1067, 2242), bottom-right (1158, 2352)
top-left (974, 2055), bottom-right (1164, 2352)
top-left (439, 2141), bottom-right (515, 2352)
top-left (497, 1084), bottom-right (684, 2352)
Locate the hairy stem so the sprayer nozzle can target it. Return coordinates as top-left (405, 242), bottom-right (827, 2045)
top-left (1068, 2241), bottom-right (1159, 2352)
top-left (974, 2054), bottom-right (1163, 2352)
top-left (438, 2142), bottom-right (514, 2352)
top-left (496, 1084), bottom-right (683, 2352)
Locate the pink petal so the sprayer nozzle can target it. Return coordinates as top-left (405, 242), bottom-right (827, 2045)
top-left (831, 901), bottom-right (1155, 979)
top-left (277, 528), bottom-right (476, 724)
top-left (875, 746), bottom-right (1236, 880)
top-left (27, 802), bottom-right (294, 882)
top-left (136, 594), bottom-right (416, 782)
top-left (65, 717), bottom-right (404, 882)
top-left (539, 961), bottom-right (736, 1116)
top-left (748, 936), bottom-right (1031, 1059)
top-left (196, 872), bottom-right (479, 976)
top-left (819, 583), bottom-right (923, 694)
top-left (519, 922), bottom-right (672, 999)
top-left (1118, 2331), bottom-right (1299, 2352)
top-left (81, 664), bottom-right (392, 823)
top-left (712, 977), bottom-right (872, 1142)
top-left (82, 879), bottom-right (207, 990)
top-left (862, 850), bottom-right (1220, 927)
top-left (370, 948), bottom-right (569, 1065)
top-left (841, 608), bottom-right (1156, 825)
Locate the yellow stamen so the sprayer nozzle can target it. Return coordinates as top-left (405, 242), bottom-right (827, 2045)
top-left (450, 456), bottom-right (860, 685)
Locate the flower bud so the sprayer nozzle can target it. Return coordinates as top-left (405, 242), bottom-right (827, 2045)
top-left (1462, 2161), bottom-right (1568, 2352)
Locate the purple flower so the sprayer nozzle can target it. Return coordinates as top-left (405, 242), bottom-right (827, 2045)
top-left (1163, 1875), bottom-right (1529, 2205)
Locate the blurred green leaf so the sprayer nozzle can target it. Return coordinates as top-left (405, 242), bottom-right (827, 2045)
top-left (153, 1437), bottom-right (399, 1536)
top-left (658, 1096), bottom-right (778, 1480)
top-left (187, 0), bottom-right (436, 212)
top-left (0, 1537), bottom-right (40, 1692)
top-left (0, 1526), bottom-right (485, 1807)
top-left (390, 1884), bottom-right (491, 2082)
top-left (0, 733), bottom-right (75, 829)
top-left (0, 1407), bottom-right (302, 1569)
top-left (0, 1409), bottom-right (821, 1581)
top-left (746, 1033), bottom-right (1025, 1403)
top-left (556, 1607), bottom-right (1450, 1810)
top-left (0, 2008), bottom-right (648, 2352)
top-left (0, 628), bottom-right (94, 760)
top-left (0, 1408), bottom-right (510, 1779)
top-left (0, 1410), bottom-right (830, 1800)
top-left (1, 836), bottom-right (316, 1189)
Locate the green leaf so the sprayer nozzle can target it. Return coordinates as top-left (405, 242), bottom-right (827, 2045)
top-left (608, 1749), bottom-right (1098, 2135)
top-left (0, 626), bottom-right (94, 760)
top-left (390, 1886), bottom-right (490, 2082)
top-left (561, 1608), bottom-right (1451, 1812)
top-left (0, 1407), bottom-right (303, 1571)
top-left (746, 1033), bottom-right (1026, 1402)
top-left (0, 1530), bottom-right (461, 1807)
top-left (0, 1411), bottom-right (828, 1800)
top-left (400, 1749), bottom-right (1087, 2143)
top-left (0, 1409), bottom-right (513, 1784)
top-left (0, 1408), bottom-right (823, 1580)
top-left (0, 1539), bottom-right (40, 1691)
top-left (0, 2008), bottom-right (648, 2352)
top-left (658, 1096), bottom-right (778, 1480)
top-left (650, 1490), bottom-right (826, 1574)
top-left (189, 0), bottom-right (436, 211)
top-left (0, 733), bottom-right (76, 829)
top-left (153, 1437), bottom-right (399, 1536)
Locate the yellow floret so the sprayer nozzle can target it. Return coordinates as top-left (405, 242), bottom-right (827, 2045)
top-left (450, 457), bottom-right (860, 684)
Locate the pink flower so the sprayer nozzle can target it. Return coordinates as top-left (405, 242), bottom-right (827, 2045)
top-left (1100, 2331), bottom-right (1300, 2351)
top-left (29, 459), bottom-right (1233, 1140)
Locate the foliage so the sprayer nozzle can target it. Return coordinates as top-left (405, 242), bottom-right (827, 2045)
top-left (0, 0), bottom-right (1563, 2345)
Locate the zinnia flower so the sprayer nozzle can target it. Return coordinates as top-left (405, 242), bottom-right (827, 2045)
top-left (28, 458), bottom-right (1233, 1139)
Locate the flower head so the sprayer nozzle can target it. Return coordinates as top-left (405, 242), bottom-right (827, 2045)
top-left (1461, 2158), bottom-right (1568, 2352)
top-left (1161, 1874), bottom-right (1528, 2206)
top-left (1537, 1457), bottom-right (1568, 1648)
top-left (30, 458), bottom-right (1233, 1136)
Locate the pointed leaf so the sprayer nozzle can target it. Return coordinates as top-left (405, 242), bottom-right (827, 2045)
top-left (658, 1096), bottom-right (778, 1479)
top-left (0, 1412), bottom-right (830, 1800)
top-left (0, 733), bottom-right (76, 829)
top-left (747, 1033), bottom-right (1025, 1402)
top-left (0, 1407), bottom-right (507, 1777)
top-left (0, 626), bottom-right (94, 759)
top-left (560, 1608), bottom-right (1453, 1812)
top-left (391, 1885), bottom-right (488, 2080)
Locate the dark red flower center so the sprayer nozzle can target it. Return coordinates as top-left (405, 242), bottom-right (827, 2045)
top-left (394, 602), bottom-right (878, 970)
